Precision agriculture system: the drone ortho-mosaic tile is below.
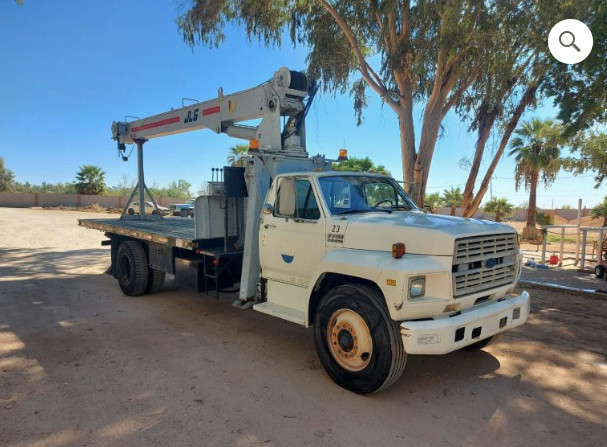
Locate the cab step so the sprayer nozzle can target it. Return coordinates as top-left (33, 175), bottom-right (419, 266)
top-left (253, 302), bottom-right (306, 326)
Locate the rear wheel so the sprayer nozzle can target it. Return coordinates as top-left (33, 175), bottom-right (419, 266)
top-left (595, 265), bottom-right (605, 279)
top-left (146, 268), bottom-right (165, 294)
top-left (313, 284), bottom-right (406, 394)
top-left (116, 241), bottom-right (149, 296)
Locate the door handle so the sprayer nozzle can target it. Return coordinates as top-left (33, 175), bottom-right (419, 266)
top-left (264, 223), bottom-right (277, 229)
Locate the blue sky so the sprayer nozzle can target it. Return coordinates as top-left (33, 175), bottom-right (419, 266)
top-left (0, 0), bottom-right (603, 209)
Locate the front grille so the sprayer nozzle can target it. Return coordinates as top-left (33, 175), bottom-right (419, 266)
top-left (455, 233), bottom-right (518, 263)
top-left (453, 233), bottom-right (518, 298)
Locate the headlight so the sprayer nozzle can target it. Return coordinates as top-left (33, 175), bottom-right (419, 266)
top-left (409, 276), bottom-right (426, 299)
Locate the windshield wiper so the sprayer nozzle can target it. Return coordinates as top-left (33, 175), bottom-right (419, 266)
top-left (336, 208), bottom-right (392, 215)
top-left (371, 208), bottom-right (393, 213)
top-left (335, 209), bottom-right (374, 215)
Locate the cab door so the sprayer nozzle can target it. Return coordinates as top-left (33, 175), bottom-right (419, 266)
top-left (259, 177), bottom-right (326, 289)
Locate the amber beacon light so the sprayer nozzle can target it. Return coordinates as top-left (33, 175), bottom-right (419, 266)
top-left (392, 242), bottom-right (406, 259)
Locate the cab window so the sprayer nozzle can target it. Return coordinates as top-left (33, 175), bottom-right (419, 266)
top-left (275, 178), bottom-right (320, 220)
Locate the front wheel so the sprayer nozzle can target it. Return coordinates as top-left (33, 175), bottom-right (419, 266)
top-left (313, 284), bottom-right (406, 394)
top-left (596, 265), bottom-right (605, 279)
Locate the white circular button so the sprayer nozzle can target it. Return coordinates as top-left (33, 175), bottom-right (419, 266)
top-left (548, 19), bottom-right (593, 64)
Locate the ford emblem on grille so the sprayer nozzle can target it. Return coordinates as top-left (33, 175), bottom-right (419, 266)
top-left (483, 257), bottom-right (497, 269)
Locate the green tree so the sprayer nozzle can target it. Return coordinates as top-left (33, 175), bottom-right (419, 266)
top-left (228, 144), bottom-right (250, 167)
top-left (177, 0), bottom-right (596, 211)
top-left (442, 187), bottom-right (462, 216)
top-left (591, 197), bottom-right (607, 227)
top-left (546, 1), bottom-right (607, 137)
top-left (0, 157), bottom-right (15, 191)
top-left (166, 179), bottom-right (192, 198)
top-left (423, 192), bottom-right (442, 213)
top-left (483, 197), bottom-right (514, 222)
top-left (332, 156), bottom-right (389, 175)
top-left (75, 165), bottom-right (106, 195)
top-left (561, 130), bottom-right (607, 189)
top-left (508, 118), bottom-right (561, 232)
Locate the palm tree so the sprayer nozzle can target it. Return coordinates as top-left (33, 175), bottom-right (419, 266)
top-left (591, 196), bottom-right (607, 227)
top-left (227, 144), bottom-right (250, 167)
top-left (483, 197), bottom-right (514, 222)
top-left (75, 165), bottom-right (106, 195)
top-left (442, 187), bottom-right (462, 216)
top-left (423, 192), bottom-right (442, 213)
top-left (508, 118), bottom-right (561, 236)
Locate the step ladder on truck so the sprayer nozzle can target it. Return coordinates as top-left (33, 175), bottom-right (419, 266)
top-left (79, 67), bottom-right (530, 394)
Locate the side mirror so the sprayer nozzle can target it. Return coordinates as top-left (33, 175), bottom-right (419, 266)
top-left (277, 177), bottom-right (296, 216)
top-left (262, 203), bottom-right (274, 215)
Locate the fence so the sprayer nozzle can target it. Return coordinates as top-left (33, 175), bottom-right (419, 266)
top-left (0, 192), bottom-right (185, 209)
top-left (435, 207), bottom-right (591, 221)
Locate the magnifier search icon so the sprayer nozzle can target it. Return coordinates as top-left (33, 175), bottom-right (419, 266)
top-left (559, 31), bottom-right (581, 52)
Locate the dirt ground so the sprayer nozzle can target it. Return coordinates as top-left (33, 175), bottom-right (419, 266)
top-left (1, 208), bottom-right (606, 447)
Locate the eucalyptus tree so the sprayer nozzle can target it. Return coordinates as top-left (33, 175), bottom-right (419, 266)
top-left (177, 0), bottom-right (596, 209)
top-left (545, 0), bottom-right (607, 138)
top-left (561, 130), bottom-right (607, 189)
top-left (508, 118), bottom-right (561, 232)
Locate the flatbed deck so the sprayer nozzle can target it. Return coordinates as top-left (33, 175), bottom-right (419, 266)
top-left (79, 217), bottom-right (198, 250)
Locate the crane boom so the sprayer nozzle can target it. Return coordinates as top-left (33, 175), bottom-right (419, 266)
top-left (112, 67), bottom-right (311, 155)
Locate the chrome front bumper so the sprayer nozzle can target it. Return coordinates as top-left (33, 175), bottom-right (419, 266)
top-left (400, 291), bottom-right (530, 355)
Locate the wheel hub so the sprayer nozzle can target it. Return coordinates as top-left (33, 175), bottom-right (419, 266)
top-left (337, 329), bottom-right (354, 352)
top-left (327, 309), bottom-right (373, 372)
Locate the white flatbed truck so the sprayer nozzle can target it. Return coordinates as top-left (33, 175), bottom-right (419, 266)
top-left (80, 68), bottom-right (530, 394)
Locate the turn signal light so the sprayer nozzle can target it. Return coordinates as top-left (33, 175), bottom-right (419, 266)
top-left (392, 242), bottom-right (406, 259)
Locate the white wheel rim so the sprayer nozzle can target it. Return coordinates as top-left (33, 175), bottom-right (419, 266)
top-left (327, 308), bottom-right (373, 372)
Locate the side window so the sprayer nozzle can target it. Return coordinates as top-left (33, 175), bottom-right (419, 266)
top-left (274, 178), bottom-right (320, 220)
top-left (295, 179), bottom-right (320, 220)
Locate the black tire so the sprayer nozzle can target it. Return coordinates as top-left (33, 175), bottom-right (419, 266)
top-left (127, 208), bottom-right (134, 215)
top-left (313, 284), bottom-right (407, 394)
top-left (462, 334), bottom-right (499, 351)
top-left (595, 265), bottom-right (605, 279)
top-left (146, 268), bottom-right (166, 294)
top-left (116, 241), bottom-right (149, 296)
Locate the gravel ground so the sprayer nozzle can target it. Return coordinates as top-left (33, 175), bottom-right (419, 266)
top-left (1, 207), bottom-right (606, 447)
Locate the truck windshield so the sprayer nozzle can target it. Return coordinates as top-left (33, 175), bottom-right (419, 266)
top-left (318, 175), bottom-right (419, 215)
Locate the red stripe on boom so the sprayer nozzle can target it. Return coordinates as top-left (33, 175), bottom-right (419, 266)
top-left (203, 106), bottom-right (220, 116)
top-left (131, 116), bottom-right (181, 133)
